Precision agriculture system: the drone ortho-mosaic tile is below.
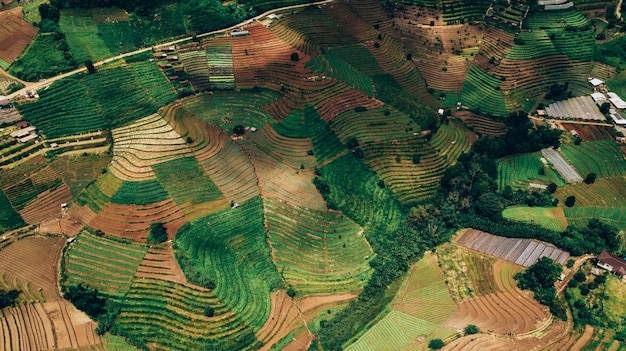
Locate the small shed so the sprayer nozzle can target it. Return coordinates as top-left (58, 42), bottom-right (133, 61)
top-left (268, 14), bottom-right (277, 20)
top-left (591, 92), bottom-right (606, 106)
top-left (16, 121), bottom-right (29, 128)
top-left (231, 30), bottom-right (250, 37)
top-left (18, 133), bottom-right (38, 143)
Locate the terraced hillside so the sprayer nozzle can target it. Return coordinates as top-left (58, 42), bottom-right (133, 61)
top-left (2, 0), bottom-right (623, 350)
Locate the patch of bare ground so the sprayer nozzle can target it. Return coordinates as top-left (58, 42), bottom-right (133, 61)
top-left (257, 290), bottom-right (306, 351)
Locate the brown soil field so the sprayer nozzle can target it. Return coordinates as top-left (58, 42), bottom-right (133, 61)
top-left (257, 290), bottom-right (306, 351)
top-left (0, 235), bottom-right (64, 301)
top-left (454, 111), bottom-right (507, 136)
top-left (560, 123), bottom-right (618, 141)
top-left (569, 325), bottom-right (594, 351)
top-left (316, 89), bottom-right (384, 122)
top-left (297, 292), bottom-right (356, 319)
top-left (19, 183), bottom-right (72, 224)
top-left (38, 218), bottom-right (83, 236)
top-left (282, 330), bottom-right (315, 351)
top-left (0, 7), bottom-right (38, 63)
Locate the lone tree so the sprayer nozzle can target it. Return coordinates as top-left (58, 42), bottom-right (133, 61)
top-left (600, 102), bottom-right (611, 114)
top-left (233, 124), bottom-right (245, 136)
top-left (203, 306), bottom-right (215, 317)
top-left (346, 137), bottom-right (359, 149)
top-left (148, 222), bottom-right (167, 244)
top-left (428, 338), bottom-right (445, 350)
top-left (85, 60), bottom-right (96, 74)
top-left (584, 172), bottom-right (596, 184)
top-left (565, 195), bottom-right (576, 207)
top-left (412, 154), bottom-right (422, 164)
top-left (464, 324), bottom-right (479, 335)
top-left (290, 52), bottom-right (299, 62)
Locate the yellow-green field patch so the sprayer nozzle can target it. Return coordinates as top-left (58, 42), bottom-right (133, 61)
top-left (502, 206), bottom-right (568, 231)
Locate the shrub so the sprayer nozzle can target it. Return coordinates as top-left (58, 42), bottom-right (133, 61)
top-left (547, 183), bottom-right (557, 193)
top-left (566, 258), bottom-right (575, 268)
top-left (574, 270), bottom-right (586, 283)
top-left (346, 137), bottom-right (359, 149)
top-left (290, 52), bottom-right (299, 61)
top-left (286, 286), bottom-right (296, 298)
top-left (412, 154), bottom-right (421, 164)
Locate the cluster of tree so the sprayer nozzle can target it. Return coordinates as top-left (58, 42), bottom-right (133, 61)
top-left (63, 284), bottom-right (119, 335)
top-left (174, 250), bottom-right (216, 289)
top-left (0, 289), bottom-right (20, 309)
top-left (545, 82), bottom-right (572, 101)
top-left (472, 111), bottom-right (561, 158)
top-left (515, 257), bottom-right (566, 318)
top-left (147, 222), bottom-right (167, 244)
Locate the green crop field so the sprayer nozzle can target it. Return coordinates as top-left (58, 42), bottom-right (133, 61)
top-left (326, 45), bottom-right (384, 76)
top-left (497, 152), bottom-right (566, 190)
top-left (460, 65), bottom-right (508, 117)
top-left (8, 33), bottom-right (77, 81)
top-left (116, 278), bottom-right (260, 351)
top-left (305, 105), bottom-right (346, 162)
top-left (265, 198), bottom-right (373, 296)
top-left (0, 190), bottom-right (25, 232)
top-left (75, 172), bottom-right (122, 212)
top-left (153, 157), bottom-right (224, 206)
top-left (110, 180), bottom-right (169, 205)
top-left (563, 207), bottom-right (626, 231)
top-left (305, 53), bottom-right (374, 96)
top-left (50, 154), bottom-right (112, 198)
top-left (17, 61), bottom-right (177, 138)
top-left (65, 231), bottom-right (147, 297)
top-left (503, 206), bottom-right (568, 231)
top-left (345, 310), bottom-right (454, 351)
top-left (272, 109), bottom-right (308, 138)
top-left (560, 140), bottom-right (626, 179)
top-left (59, 11), bottom-right (113, 62)
top-left (175, 197), bottom-right (282, 330)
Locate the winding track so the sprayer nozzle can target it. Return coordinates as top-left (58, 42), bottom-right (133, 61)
top-left (6, 0), bottom-right (334, 100)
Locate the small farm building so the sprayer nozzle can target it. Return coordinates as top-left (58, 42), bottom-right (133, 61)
top-left (268, 14), bottom-right (277, 20)
top-left (591, 92), bottom-right (606, 105)
top-left (16, 121), bottom-right (29, 128)
top-left (588, 78), bottom-right (604, 87)
top-left (597, 251), bottom-right (626, 280)
top-left (0, 98), bottom-right (11, 109)
top-left (18, 133), bottom-right (38, 143)
top-left (10, 126), bottom-right (36, 138)
top-left (608, 92), bottom-right (626, 109)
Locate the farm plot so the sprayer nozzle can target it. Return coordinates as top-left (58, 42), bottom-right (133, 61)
top-left (0, 300), bottom-right (102, 350)
top-left (74, 171), bottom-right (122, 213)
top-left (116, 278), bottom-right (260, 351)
top-left (206, 38), bottom-right (235, 90)
top-left (305, 105), bottom-right (346, 163)
top-left (544, 96), bottom-right (606, 121)
top-left (560, 123), bottom-right (618, 141)
top-left (49, 154), bottom-right (112, 198)
top-left (305, 53), bottom-right (374, 97)
top-left (153, 156), bottom-right (228, 219)
top-left (265, 198), bottom-right (373, 296)
top-left (0, 235), bottom-right (65, 301)
top-left (256, 290), bottom-right (306, 350)
top-left (180, 50), bottom-right (210, 91)
top-left (460, 65), bottom-right (508, 117)
top-left (2, 165), bottom-right (64, 211)
top-left (0, 190), bottom-right (25, 232)
top-left (181, 90), bottom-right (280, 133)
top-left (554, 176), bottom-right (626, 208)
top-left (64, 231), bottom-right (147, 297)
top-left (560, 139), bottom-right (626, 179)
top-left (80, 199), bottom-right (186, 241)
top-left (272, 109), bottom-right (307, 138)
top-left (347, 253), bottom-right (457, 351)
top-left (18, 183), bottom-right (72, 224)
top-left (0, 8), bottom-right (38, 63)
top-left (59, 10), bottom-right (113, 63)
top-left (135, 247), bottom-right (189, 285)
top-left (564, 207), bottom-right (626, 231)
top-left (175, 197), bottom-right (282, 330)
top-left (110, 113), bottom-right (192, 181)
top-left (497, 152), bottom-right (566, 190)
top-left (231, 22), bottom-right (312, 92)
top-left (502, 206), bottom-right (568, 232)
top-left (429, 119), bottom-right (476, 165)
top-left (17, 62), bottom-right (176, 138)
top-left (541, 147), bottom-right (583, 183)
top-left (249, 124), bottom-right (315, 168)
top-left (456, 228), bottom-right (570, 267)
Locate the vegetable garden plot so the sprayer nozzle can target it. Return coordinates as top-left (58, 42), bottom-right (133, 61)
top-left (265, 198), bottom-right (373, 296)
top-left (110, 113), bottom-right (193, 181)
top-left (18, 62), bottom-right (176, 139)
top-left (65, 231), bottom-right (147, 297)
top-left (175, 197), bottom-right (282, 331)
top-left (0, 9), bottom-right (38, 63)
top-left (116, 278), bottom-right (260, 351)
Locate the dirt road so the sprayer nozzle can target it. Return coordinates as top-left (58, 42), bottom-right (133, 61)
top-left (7, 0), bottom-right (334, 100)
